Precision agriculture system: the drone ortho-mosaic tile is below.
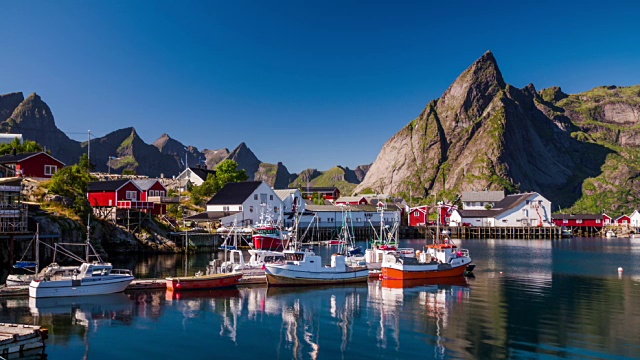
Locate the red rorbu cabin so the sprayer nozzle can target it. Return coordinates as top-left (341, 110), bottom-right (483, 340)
top-left (88, 179), bottom-right (154, 212)
top-left (132, 179), bottom-right (169, 215)
top-left (409, 206), bottom-right (430, 226)
top-left (0, 152), bottom-right (64, 179)
top-left (551, 214), bottom-right (604, 227)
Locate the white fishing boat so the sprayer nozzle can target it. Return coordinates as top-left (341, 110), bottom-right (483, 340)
top-left (29, 220), bottom-right (134, 298)
top-left (264, 250), bottom-right (369, 286)
top-left (6, 226), bottom-right (41, 287)
top-left (605, 230), bottom-right (617, 238)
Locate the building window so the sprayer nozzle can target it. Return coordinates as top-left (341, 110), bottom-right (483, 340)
top-left (414, 212), bottom-right (419, 217)
top-left (270, 195), bottom-right (273, 201)
top-left (44, 165), bottom-right (58, 176)
top-left (238, 206), bottom-right (242, 211)
top-left (328, 218), bottom-right (334, 223)
top-left (274, 206), bottom-right (278, 213)
top-left (596, 219), bottom-right (601, 224)
top-left (260, 194), bottom-right (267, 204)
top-left (563, 219), bottom-right (568, 224)
top-left (223, 206), bottom-right (229, 212)
top-left (126, 191), bottom-right (137, 200)
top-left (250, 206), bottom-right (254, 213)
top-left (254, 194), bottom-right (258, 200)
top-left (576, 219), bottom-right (583, 224)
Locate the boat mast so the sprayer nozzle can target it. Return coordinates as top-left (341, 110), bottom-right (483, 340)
top-left (35, 223), bottom-right (39, 274)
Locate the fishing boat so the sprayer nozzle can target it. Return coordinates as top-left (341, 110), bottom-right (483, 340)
top-left (252, 206), bottom-right (285, 250)
top-left (29, 221), bottom-right (134, 298)
top-left (165, 272), bottom-right (242, 291)
top-left (605, 230), bottom-right (617, 238)
top-left (381, 203), bottom-right (473, 281)
top-left (264, 250), bottom-right (369, 286)
top-left (6, 226), bottom-right (41, 287)
top-left (218, 219), bottom-right (285, 275)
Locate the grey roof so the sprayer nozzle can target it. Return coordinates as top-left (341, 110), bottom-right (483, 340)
top-left (551, 213), bottom-right (602, 220)
top-left (335, 196), bottom-right (366, 203)
top-left (274, 189), bottom-right (298, 201)
top-left (132, 179), bottom-right (162, 191)
top-left (206, 181), bottom-right (263, 205)
top-left (492, 193), bottom-right (535, 216)
top-left (305, 204), bottom-right (347, 212)
top-left (461, 190), bottom-right (505, 202)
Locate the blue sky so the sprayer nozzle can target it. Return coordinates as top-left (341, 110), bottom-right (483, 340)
top-left (1, 1), bottom-right (639, 173)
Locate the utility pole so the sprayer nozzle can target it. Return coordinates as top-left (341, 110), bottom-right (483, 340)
top-left (87, 130), bottom-right (91, 174)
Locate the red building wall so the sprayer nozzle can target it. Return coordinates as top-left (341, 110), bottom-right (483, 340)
top-left (89, 181), bottom-right (141, 207)
top-left (409, 207), bottom-right (430, 226)
top-left (552, 218), bottom-right (604, 227)
top-left (116, 182), bottom-right (142, 202)
top-left (16, 154), bottom-right (64, 178)
top-left (140, 181), bottom-right (167, 201)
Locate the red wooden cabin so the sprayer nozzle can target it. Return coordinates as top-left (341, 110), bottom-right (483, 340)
top-left (88, 179), bottom-right (154, 211)
top-left (409, 206), bottom-right (430, 226)
top-left (0, 152), bottom-right (64, 178)
top-left (551, 214), bottom-right (604, 227)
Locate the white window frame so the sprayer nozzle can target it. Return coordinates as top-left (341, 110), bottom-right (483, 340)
top-left (44, 164), bottom-right (58, 176)
top-left (126, 191), bottom-right (137, 200)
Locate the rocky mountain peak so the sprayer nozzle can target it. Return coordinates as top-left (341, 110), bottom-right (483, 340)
top-left (225, 142), bottom-right (261, 178)
top-left (438, 50), bottom-right (507, 130)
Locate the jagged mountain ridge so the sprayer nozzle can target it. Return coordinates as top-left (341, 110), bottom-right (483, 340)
top-left (355, 51), bottom-right (615, 209)
top-left (0, 94), bottom-right (368, 188)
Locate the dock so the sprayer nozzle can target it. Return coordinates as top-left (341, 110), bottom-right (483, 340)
top-left (0, 323), bottom-right (47, 357)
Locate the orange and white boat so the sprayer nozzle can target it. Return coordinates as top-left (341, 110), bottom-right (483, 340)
top-left (381, 238), bottom-right (473, 280)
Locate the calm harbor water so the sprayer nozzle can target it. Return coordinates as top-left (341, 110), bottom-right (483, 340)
top-left (1, 237), bottom-right (640, 359)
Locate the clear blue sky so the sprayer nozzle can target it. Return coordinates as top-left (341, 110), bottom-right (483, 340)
top-left (1, 1), bottom-right (639, 173)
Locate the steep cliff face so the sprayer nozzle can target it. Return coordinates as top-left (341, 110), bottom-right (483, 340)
top-left (355, 51), bottom-right (611, 207)
top-left (224, 142), bottom-right (261, 179)
top-left (0, 92), bottom-right (24, 121)
top-left (203, 148), bottom-right (230, 168)
top-left (0, 93), bottom-right (83, 165)
top-left (254, 161), bottom-right (292, 189)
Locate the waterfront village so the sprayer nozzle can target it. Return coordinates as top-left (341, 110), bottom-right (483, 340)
top-left (0, 150), bottom-right (635, 353)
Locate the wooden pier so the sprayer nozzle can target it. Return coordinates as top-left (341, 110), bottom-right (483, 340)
top-left (0, 323), bottom-right (47, 357)
top-left (412, 225), bottom-right (563, 239)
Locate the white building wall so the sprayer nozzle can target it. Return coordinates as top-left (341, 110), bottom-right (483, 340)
top-left (208, 182), bottom-right (284, 227)
top-left (495, 193), bottom-right (552, 227)
top-left (630, 211), bottom-right (640, 227)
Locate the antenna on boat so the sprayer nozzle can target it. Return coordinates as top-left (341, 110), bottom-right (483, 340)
top-left (35, 223), bottom-right (40, 274)
top-left (86, 213), bottom-right (91, 262)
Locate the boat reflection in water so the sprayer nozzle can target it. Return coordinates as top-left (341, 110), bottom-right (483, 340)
top-left (370, 277), bottom-right (471, 357)
top-left (29, 292), bottom-right (133, 326)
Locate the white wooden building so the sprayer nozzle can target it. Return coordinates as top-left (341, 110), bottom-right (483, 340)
top-left (175, 166), bottom-right (217, 190)
top-left (449, 192), bottom-right (552, 227)
top-left (629, 210), bottom-right (640, 227)
top-left (298, 204), bottom-right (400, 230)
top-left (206, 181), bottom-right (284, 227)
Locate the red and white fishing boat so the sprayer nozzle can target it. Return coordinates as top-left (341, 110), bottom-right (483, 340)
top-left (252, 207), bottom-right (285, 251)
top-left (165, 272), bottom-right (242, 291)
top-left (381, 236), bottom-right (473, 280)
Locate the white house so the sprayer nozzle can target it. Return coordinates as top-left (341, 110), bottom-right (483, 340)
top-left (461, 190), bottom-right (505, 210)
top-left (175, 166), bottom-right (217, 189)
top-left (206, 181), bottom-right (283, 227)
top-left (298, 204), bottom-right (400, 230)
top-left (274, 188), bottom-right (306, 214)
top-left (449, 192), bottom-right (552, 227)
top-left (630, 210), bottom-right (640, 227)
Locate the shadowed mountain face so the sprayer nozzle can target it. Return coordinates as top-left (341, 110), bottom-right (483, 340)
top-left (355, 51), bottom-right (614, 208)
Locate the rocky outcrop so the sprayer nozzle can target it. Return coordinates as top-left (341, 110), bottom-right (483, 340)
top-left (0, 92), bottom-right (24, 121)
top-left (254, 161), bottom-right (292, 189)
top-left (203, 148), bottom-right (230, 168)
top-left (153, 133), bottom-right (203, 169)
top-left (354, 165), bottom-right (370, 182)
top-left (224, 142), bottom-right (261, 179)
top-left (355, 51), bottom-right (612, 207)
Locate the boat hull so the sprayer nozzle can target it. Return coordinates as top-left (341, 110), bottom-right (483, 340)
top-left (29, 276), bottom-right (134, 298)
top-left (253, 236), bottom-right (283, 250)
top-left (165, 273), bottom-right (242, 291)
top-left (265, 267), bottom-right (369, 286)
top-left (382, 263), bottom-right (468, 280)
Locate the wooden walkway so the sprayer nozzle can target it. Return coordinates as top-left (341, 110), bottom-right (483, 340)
top-left (0, 323), bottom-right (47, 357)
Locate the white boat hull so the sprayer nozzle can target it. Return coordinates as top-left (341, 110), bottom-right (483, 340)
top-left (265, 265), bottom-right (369, 286)
top-left (29, 276), bottom-right (134, 298)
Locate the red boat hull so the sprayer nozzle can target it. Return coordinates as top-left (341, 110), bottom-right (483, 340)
top-left (165, 273), bottom-right (242, 291)
top-left (382, 264), bottom-right (467, 280)
top-left (253, 236), bottom-right (283, 250)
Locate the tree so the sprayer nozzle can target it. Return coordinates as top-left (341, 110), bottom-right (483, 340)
top-left (47, 155), bottom-right (96, 217)
top-left (190, 174), bottom-right (217, 206)
top-left (214, 160), bottom-right (248, 192)
top-left (0, 138), bottom-right (44, 155)
top-left (78, 153), bottom-right (95, 172)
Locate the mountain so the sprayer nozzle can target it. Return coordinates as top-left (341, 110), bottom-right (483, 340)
top-left (291, 166), bottom-right (361, 195)
top-left (0, 92), bottom-right (24, 121)
top-left (354, 51), bottom-right (612, 209)
top-left (0, 93), bottom-right (84, 165)
top-left (153, 133), bottom-right (203, 168)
